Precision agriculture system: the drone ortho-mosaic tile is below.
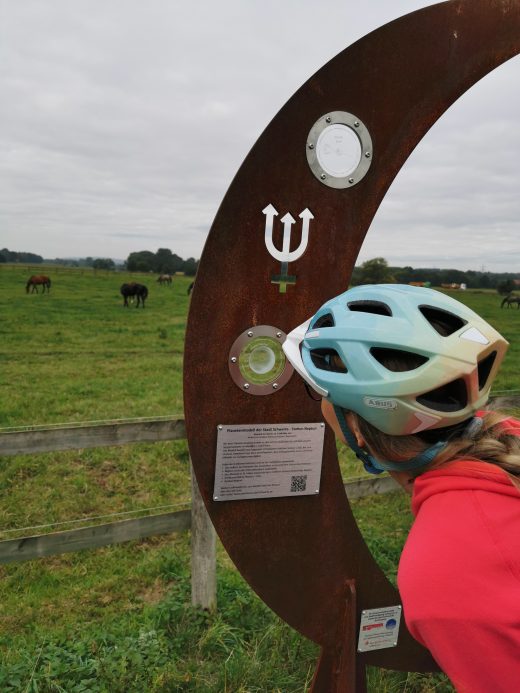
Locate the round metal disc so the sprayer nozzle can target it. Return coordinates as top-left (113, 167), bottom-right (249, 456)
top-left (306, 111), bottom-right (373, 188)
top-left (228, 325), bottom-right (293, 395)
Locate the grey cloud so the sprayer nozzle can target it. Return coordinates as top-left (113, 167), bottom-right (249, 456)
top-left (1, 0), bottom-right (520, 269)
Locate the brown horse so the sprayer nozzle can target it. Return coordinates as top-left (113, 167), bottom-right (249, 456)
top-left (26, 275), bottom-right (51, 294)
top-left (157, 274), bottom-right (172, 285)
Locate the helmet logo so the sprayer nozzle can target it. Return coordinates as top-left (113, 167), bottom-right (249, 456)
top-left (363, 397), bottom-right (397, 410)
top-left (262, 204), bottom-right (314, 293)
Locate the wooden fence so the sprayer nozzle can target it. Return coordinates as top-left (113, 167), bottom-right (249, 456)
top-left (0, 418), bottom-right (401, 608)
top-left (0, 417), bottom-right (218, 608)
top-left (2, 399), bottom-right (517, 605)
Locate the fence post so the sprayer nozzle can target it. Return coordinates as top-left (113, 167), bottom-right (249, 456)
top-left (190, 459), bottom-right (216, 610)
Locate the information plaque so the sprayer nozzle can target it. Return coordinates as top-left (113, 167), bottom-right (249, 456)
top-left (213, 423), bottom-right (325, 501)
top-left (357, 606), bottom-right (402, 652)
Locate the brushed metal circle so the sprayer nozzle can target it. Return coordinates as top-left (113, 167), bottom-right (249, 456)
top-left (228, 325), bottom-right (293, 395)
top-left (306, 111), bottom-right (373, 188)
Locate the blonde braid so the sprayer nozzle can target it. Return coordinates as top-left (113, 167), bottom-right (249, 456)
top-left (433, 412), bottom-right (520, 476)
top-left (356, 411), bottom-right (520, 478)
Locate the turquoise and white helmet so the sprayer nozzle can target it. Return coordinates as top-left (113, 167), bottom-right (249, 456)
top-left (283, 284), bottom-right (508, 436)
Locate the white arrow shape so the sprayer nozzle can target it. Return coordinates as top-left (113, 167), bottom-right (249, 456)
top-left (263, 204), bottom-right (281, 261)
top-left (280, 212), bottom-right (296, 260)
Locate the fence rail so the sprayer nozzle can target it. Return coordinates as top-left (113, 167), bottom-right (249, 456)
top-left (0, 417), bottom-right (404, 565)
top-left (2, 400), bottom-right (517, 599)
top-left (0, 418), bottom-right (186, 456)
top-left (0, 418), bottom-right (398, 572)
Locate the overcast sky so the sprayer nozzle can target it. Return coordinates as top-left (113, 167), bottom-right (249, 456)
top-left (1, 0), bottom-right (519, 271)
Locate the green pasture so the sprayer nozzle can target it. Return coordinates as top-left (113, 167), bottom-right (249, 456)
top-left (1, 265), bottom-right (519, 691)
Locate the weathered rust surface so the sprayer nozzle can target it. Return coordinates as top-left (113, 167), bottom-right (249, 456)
top-left (184, 0), bottom-right (520, 673)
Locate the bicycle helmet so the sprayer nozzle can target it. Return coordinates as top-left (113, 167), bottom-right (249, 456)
top-left (283, 284), bottom-right (508, 438)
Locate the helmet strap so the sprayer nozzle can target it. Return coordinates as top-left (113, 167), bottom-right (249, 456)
top-left (332, 405), bottom-right (447, 475)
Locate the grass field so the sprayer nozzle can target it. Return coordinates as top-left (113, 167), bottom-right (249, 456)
top-left (1, 265), bottom-right (519, 691)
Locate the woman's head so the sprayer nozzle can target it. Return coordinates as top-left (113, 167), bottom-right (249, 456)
top-left (283, 284), bottom-right (508, 436)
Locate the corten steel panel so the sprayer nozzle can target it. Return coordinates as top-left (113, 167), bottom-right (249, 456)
top-left (184, 0), bottom-right (520, 673)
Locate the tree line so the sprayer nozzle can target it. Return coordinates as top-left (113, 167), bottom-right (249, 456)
top-left (125, 249), bottom-right (198, 275)
top-left (1, 247), bottom-right (517, 289)
top-left (351, 257), bottom-right (519, 293)
top-left (0, 247), bottom-right (198, 276)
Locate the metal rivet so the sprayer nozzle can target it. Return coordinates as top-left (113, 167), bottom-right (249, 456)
top-left (230, 356), bottom-right (237, 363)
top-left (214, 496), bottom-right (218, 500)
top-left (320, 173), bottom-right (326, 180)
top-left (247, 331), bottom-right (253, 337)
top-left (348, 177), bottom-right (354, 184)
top-left (320, 423), bottom-right (325, 427)
top-left (308, 143), bottom-right (314, 149)
top-left (276, 332), bottom-right (282, 338)
top-left (218, 425), bottom-right (223, 430)
top-left (315, 489), bottom-right (319, 494)
top-left (272, 383), bottom-right (278, 389)
top-left (325, 116), bottom-right (331, 123)
top-left (365, 151), bottom-right (371, 158)
top-left (393, 642), bottom-right (397, 647)
top-left (354, 121), bottom-right (360, 127)
top-left (243, 383), bottom-right (250, 389)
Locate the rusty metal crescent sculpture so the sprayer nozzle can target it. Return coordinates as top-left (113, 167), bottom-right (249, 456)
top-left (184, 0), bottom-right (520, 687)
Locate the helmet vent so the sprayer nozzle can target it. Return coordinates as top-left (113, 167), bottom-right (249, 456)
top-left (419, 305), bottom-right (467, 336)
top-left (416, 378), bottom-right (467, 412)
top-left (478, 351), bottom-right (497, 391)
top-left (310, 348), bottom-right (347, 373)
top-left (312, 313), bottom-right (335, 329)
top-left (370, 347), bottom-right (428, 372)
top-left (347, 300), bottom-right (392, 316)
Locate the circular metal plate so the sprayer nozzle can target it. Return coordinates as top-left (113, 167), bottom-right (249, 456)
top-left (228, 325), bottom-right (293, 395)
top-left (306, 111), bottom-right (373, 188)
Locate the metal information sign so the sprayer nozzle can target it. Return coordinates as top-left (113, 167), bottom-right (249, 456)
top-left (213, 423), bottom-right (325, 501)
top-left (357, 606), bottom-right (402, 653)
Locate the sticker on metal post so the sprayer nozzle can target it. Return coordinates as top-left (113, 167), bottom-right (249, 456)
top-left (213, 423), bottom-right (325, 501)
top-left (357, 605), bottom-right (402, 652)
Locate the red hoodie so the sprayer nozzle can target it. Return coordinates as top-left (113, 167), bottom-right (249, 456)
top-left (398, 418), bottom-right (520, 692)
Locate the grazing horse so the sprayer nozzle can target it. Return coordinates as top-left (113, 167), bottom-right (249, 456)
top-left (26, 275), bottom-right (51, 294)
top-left (157, 274), bottom-right (172, 285)
top-left (121, 282), bottom-right (148, 308)
top-left (501, 294), bottom-right (520, 309)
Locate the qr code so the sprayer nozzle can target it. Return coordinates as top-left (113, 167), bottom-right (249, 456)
top-left (290, 475), bottom-right (307, 493)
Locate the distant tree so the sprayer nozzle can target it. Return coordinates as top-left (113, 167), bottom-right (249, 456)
top-left (479, 273), bottom-right (491, 289)
top-left (0, 252), bottom-right (6, 263)
top-left (497, 279), bottom-right (516, 295)
top-left (127, 251), bottom-right (156, 272)
top-left (183, 257), bottom-right (198, 276)
top-left (92, 258), bottom-right (115, 270)
top-left (0, 248), bottom-right (43, 263)
top-left (394, 265), bottom-right (414, 284)
top-left (353, 257), bottom-right (395, 285)
top-left (155, 248), bottom-right (174, 273)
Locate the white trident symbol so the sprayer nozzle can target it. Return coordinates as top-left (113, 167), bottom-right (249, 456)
top-left (262, 204), bottom-right (314, 293)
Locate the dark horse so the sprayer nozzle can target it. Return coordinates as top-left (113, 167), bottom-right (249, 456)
top-left (501, 294), bottom-right (520, 308)
top-left (26, 275), bottom-right (51, 294)
top-left (157, 274), bottom-right (172, 285)
top-left (121, 282), bottom-right (148, 308)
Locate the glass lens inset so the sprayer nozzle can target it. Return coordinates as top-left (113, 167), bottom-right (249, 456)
top-left (239, 336), bottom-right (286, 385)
top-left (249, 345), bottom-right (276, 375)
